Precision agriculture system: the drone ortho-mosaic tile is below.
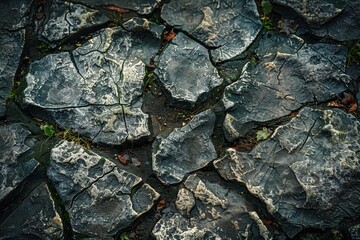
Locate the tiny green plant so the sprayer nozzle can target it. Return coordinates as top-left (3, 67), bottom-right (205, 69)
top-left (260, 0), bottom-right (274, 30)
top-left (119, 233), bottom-right (129, 240)
top-left (40, 124), bottom-right (56, 137)
top-left (7, 91), bottom-right (18, 101)
top-left (37, 42), bottom-right (51, 53)
top-left (348, 39), bottom-right (360, 65)
top-left (143, 69), bottom-right (156, 91)
top-left (256, 127), bottom-right (271, 141)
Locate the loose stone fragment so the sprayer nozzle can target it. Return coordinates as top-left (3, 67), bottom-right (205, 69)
top-left (0, 183), bottom-right (64, 239)
top-left (48, 140), bottom-right (159, 238)
top-left (215, 107), bottom-right (360, 237)
top-left (0, 124), bottom-right (38, 202)
top-left (161, 0), bottom-right (262, 62)
top-left (152, 110), bottom-right (217, 184)
top-left (75, 0), bottom-right (160, 14)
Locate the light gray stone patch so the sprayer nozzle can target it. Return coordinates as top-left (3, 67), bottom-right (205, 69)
top-left (48, 140), bottom-right (160, 238)
top-left (155, 33), bottom-right (223, 108)
top-left (0, 124), bottom-right (38, 202)
top-left (152, 173), bottom-right (271, 239)
top-left (24, 22), bottom-right (163, 145)
top-left (0, 30), bottom-right (25, 118)
top-left (175, 188), bottom-right (195, 215)
top-left (161, 0), bottom-right (262, 62)
top-left (0, 0), bottom-right (32, 31)
top-left (74, 0), bottom-right (161, 14)
top-left (222, 33), bottom-right (352, 141)
top-left (41, 0), bottom-right (109, 42)
top-left (0, 183), bottom-right (64, 240)
top-left (215, 107), bottom-right (360, 237)
top-left (152, 110), bottom-right (217, 185)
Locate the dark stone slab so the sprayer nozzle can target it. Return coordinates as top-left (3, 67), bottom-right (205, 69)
top-left (0, 124), bottom-right (38, 202)
top-left (273, 0), bottom-right (346, 25)
top-left (215, 107), bottom-right (360, 237)
top-left (152, 110), bottom-right (217, 185)
top-left (74, 0), bottom-right (160, 14)
top-left (222, 33), bottom-right (352, 141)
top-left (152, 173), bottom-right (271, 239)
top-left (155, 33), bottom-right (223, 108)
top-left (350, 224), bottom-right (360, 240)
top-left (48, 140), bottom-right (159, 238)
top-left (161, 0), bottom-right (262, 63)
top-left (0, 0), bottom-right (32, 31)
top-left (41, 0), bottom-right (109, 42)
top-left (0, 30), bottom-right (25, 118)
top-left (24, 20), bottom-right (163, 145)
top-left (0, 183), bottom-right (64, 239)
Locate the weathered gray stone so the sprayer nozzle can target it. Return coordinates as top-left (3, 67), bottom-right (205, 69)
top-left (0, 124), bottom-right (38, 202)
top-left (152, 173), bottom-right (271, 239)
top-left (222, 33), bottom-right (352, 141)
top-left (152, 110), bottom-right (217, 185)
top-left (0, 30), bottom-right (25, 118)
top-left (215, 107), bottom-right (360, 237)
top-left (0, 0), bottom-right (32, 30)
top-left (75, 0), bottom-right (160, 14)
top-left (0, 183), bottom-right (64, 239)
top-left (24, 22), bottom-right (163, 145)
top-left (272, 0), bottom-right (346, 25)
top-left (350, 224), bottom-right (360, 240)
top-left (156, 33), bottom-right (223, 108)
top-left (48, 140), bottom-right (160, 238)
top-left (161, 0), bottom-right (262, 62)
top-left (41, 0), bottom-right (109, 42)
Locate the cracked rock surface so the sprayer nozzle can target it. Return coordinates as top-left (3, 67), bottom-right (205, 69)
top-left (40, 0), bottom-right (109, 43)
top-left (0, 183), bottom-right (64, 239)
top-left (215, 107), bottom-right (360, 237)
top-left (152, 110), bottom-right (217, 185)
top-left (222, 32), bottom-right (352, 141)
top-left (161, 0), bottom-right (262, 63)
top-left (0, 124), bottom-right (38, 202)
top-left (152, 173), bottom-right (271, 239)
top-left (75, 0), bottom-right (160, 15)
top-left (24, 20), bottom-right (163, 145)
top-left (155, 33), bottom-right (223, 108)
top-left (48, 140), bottom-right (159, 238)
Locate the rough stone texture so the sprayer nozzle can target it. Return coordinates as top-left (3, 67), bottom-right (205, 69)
top-left (48, 140), bottom-right (160, 238)
top-left (350, 224), bottom-right (360, 240)
top-left (41, 0), bottom-right (109, 42)
top-left (152, 110), bottom-right (217, 185)
top-left (215, 107), bottom-right (360, 237)
top-left (0, 0), bottom-right (32, 30)
top-left (222, 33), bottom-right (352, 141)
top-left (155, 33), bottom-right (223, 108)
top-left (0, 30), bottom-right (25, 118)
top-left (0, 124), bottom-right (38, 202)
top-left (175, 188), bottom-right (195, 215)
top-left (0, 183), bottom-right (64, 239)
top-left (273, 0), bottom-right (346, 25)
top-left (152, 173), bottom-right (271, 239)
top-left (24, 21), bottom-right (163, 145)
top-left (75, 0), bottom-right (160, 14)
top-left (161, 0), bottom-right (262, 63)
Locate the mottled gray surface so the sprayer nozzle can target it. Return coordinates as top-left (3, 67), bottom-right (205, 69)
top-left (273, 0), bottom-right (346, 25)
top-left (152, 110), bottom-right (217, 185)
top-left (41, 0), bottom-right (109, 42)
top-left (161, 0), bottom-right (262, 62)
top-left (24, 21), bottom-right (163, 145)
top-left (0, 183), bottom-right (63, 240)
top-left (155, 33), bottom-right (223, 108)
top-left (152, 173), bottom-right (271, 239)
top-left (0, 30), bottom-right (25, 118)
top-left (75, 0), bottom-right (160, 14)
top-left (350, 224), bottom-right (360, 240)
top-left (222, 33), bottom-right (351, 141)
top-left (0, 0), bottom-right (32, 30)
top-left (215, 107), bottom-right (360, 237)
top-left (0, 124), bottom-right (38, 202)
top-left (48, 140), bottom-right (159, 238)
